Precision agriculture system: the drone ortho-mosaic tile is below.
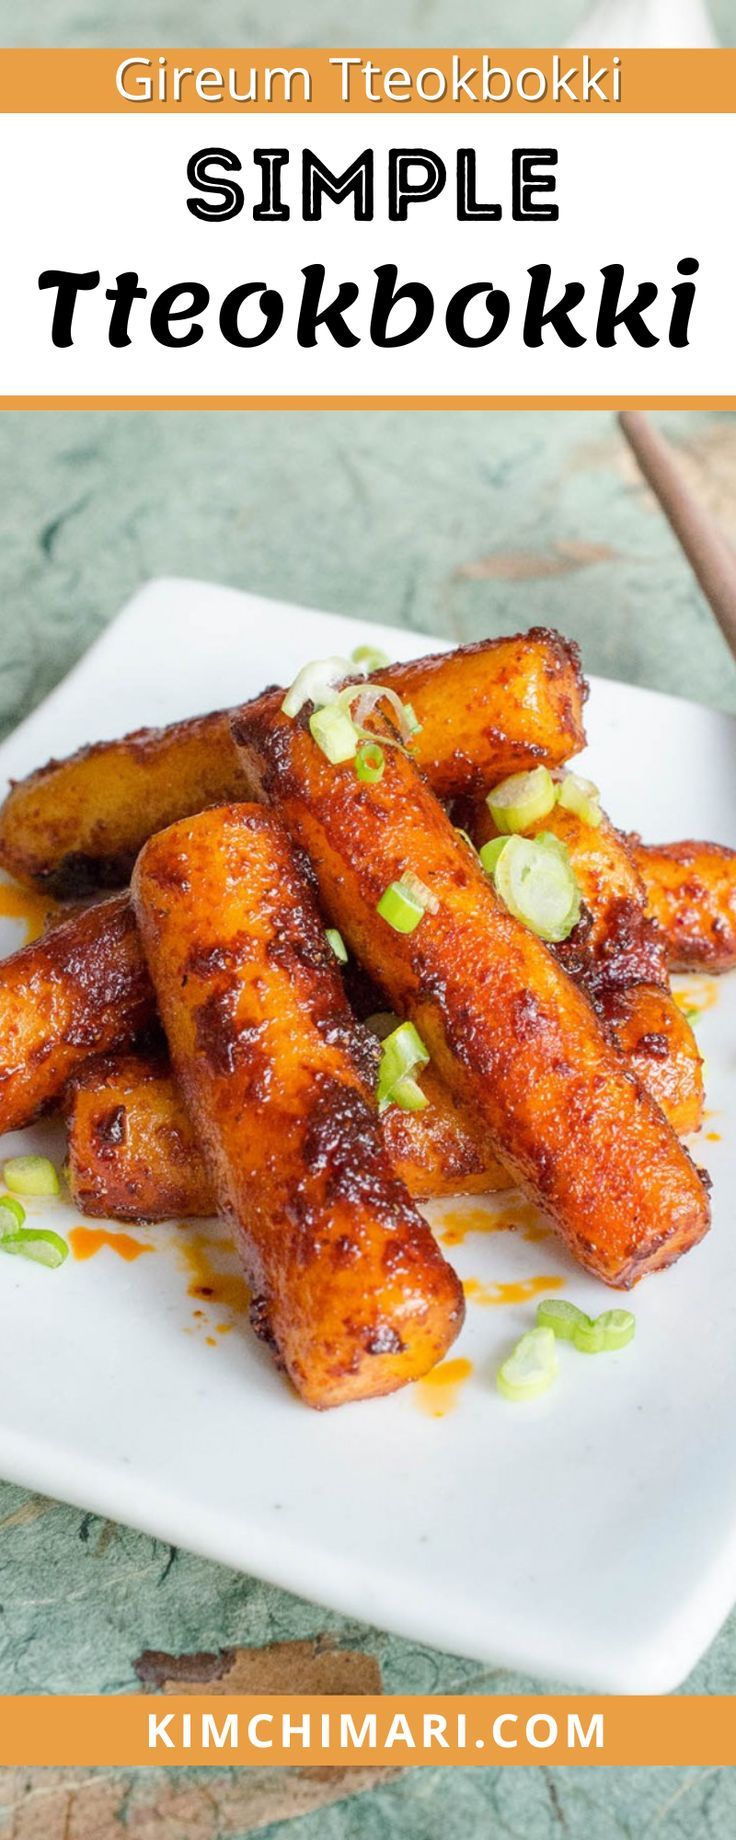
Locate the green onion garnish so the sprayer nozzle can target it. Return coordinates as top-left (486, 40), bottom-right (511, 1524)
top-left (574, 1308), bottom-right (636, 1354)
top-left (377, 876), bottom-right (436, 934)
top-left (595, 1309), bottom-right (636, 1350)
top-left (309, 705), bottom-right (359, 765)
top-left (355, 741), bottom-right (385, 784)
top-left (378, 882), bottom-right (424, 934)
top-left (497, 1328), bottom-right (558, 1402)
top-left (0, 1228), bottom-right (68, 1269)
top-left (337, 683), bottom-right (420, 748)
top-left (536, 1297), bottom-right (636, 1354)
top-left (389, 1074), bottom-right (429, 1112)
top-left (493, 835), bottom-right (581, 944)
top-left (455, 828), bottom-right (479, 857)
top-left (399, 871), bottom-right (439, 915)
top-left (536, 1298), bottom-right (591, 1342)
top-left (0, 1195), bottom-right (26, 1234)
top-left (571, 1318), bottom-right (606, 1354)
top-left (535, 830), bottom-right (570, 861)
top-left (487, 766), bottom-right (557, 836)
top-left (557, 772), bottom-right (602, 829)
top-left (479, 836), bottom-right (510, 877)
top-left (281, 655), bottom-right (353, 720)
top-left (351, 643), bottom-right (390, 673)
top-left (325, 928), bottom-right (348, 964)
top-left (3, 1156), bottom-right (60, 1198)
top-left (377, 1020), bottom-right (430, 1111)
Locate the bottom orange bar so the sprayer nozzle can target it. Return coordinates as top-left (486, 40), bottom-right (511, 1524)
top-left (0, 1695), bottom-right (735, 1767)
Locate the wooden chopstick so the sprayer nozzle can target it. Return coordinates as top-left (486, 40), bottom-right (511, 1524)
top-left (618, 410), bottom-right (736, 663)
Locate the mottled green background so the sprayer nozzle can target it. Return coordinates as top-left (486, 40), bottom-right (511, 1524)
top-left (0, 5), bottom-right (735, 1839)
top-left (3, 0), bottom-right (736, 50)
top-left (1, 410), bottom-right (735, 751)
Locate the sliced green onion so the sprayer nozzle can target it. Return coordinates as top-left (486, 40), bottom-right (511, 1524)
top-left (281, 655), bottom-right (353, 720)
top-left (389, 1074), bottom-right (429, 1113)
top-left (594, 1309), bottom-right (636, 1350)
top-left (0, 1228), bottom-right (68, 1269)
top-left (497, 1327), bottom-right (558, 1402)
top-left (4, 1155), bottom-right (60, 1198)
top-left (309, 705), bottom-right (358, 765)
top-left (0, 1194), bottom-right (26, 1234)
top-left (493, 835), bottom-right (581, 944)
top-left (325, 927), bottom-right (348, 965)
top-left (355, 741), bottom-right (385, 784)
top-left (377, 879), bottom-right (428, 934)
top-left (574, 1308), bottom-right (636, 1354)
top-left (378, 1021), bottom-right (429, 1084)
top-left (557, 772), bottom-right (602, 829)
top-left (479, 835), bottom-right (510, 877)
top-left (535, 830), bottom-right (570, 861)
top-left (536, 1298), bottom-right (592, 1343)
top-left (455, 828), bottom-right (479, 858)
top-left (398, 871), bottom-right (439, 916)
top-left (351, 643), bottom-right (390, 673)
top-left (572, 1316), bottom-right (607, 1354)
top-left (337, 683), bottom-right (420, 748)
top-left (487, 766), bottom-right (556, 836)
top-left (377, 1020), bottom-right (430, 1110)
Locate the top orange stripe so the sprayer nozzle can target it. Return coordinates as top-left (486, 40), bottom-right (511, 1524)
top-left (0, 48), bottom-right (733, 113)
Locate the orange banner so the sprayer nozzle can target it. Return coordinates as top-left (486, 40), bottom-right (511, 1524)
top-left (1, 1695), bottom-right (736, 1766)
top-left (0, 48), bottom-right (732, 114)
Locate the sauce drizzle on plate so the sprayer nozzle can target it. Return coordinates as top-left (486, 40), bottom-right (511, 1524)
top-left (463, 1274), bottom-right (564, 1307)
top-left (0, 879), bottom-right (58, 945)
top-left (69, 1226), bottom-right (153, 1263)
top-left (414, 1356), bottom-right (473, 1419)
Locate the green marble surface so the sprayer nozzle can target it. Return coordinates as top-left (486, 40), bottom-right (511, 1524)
top-left (1, 409), bottom-right (735, 746)
top-left (2, 0), bottom-right (736, 49)
top-left (0, 3), bottom-right (736, 1836)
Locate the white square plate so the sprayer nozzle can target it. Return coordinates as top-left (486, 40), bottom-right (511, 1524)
top-left (0, 578), bottom-right (734, 1694)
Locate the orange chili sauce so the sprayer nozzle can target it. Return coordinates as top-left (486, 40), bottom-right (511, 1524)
top-left (439, 1197), bottom-right (552, 1249)
top-left (674, 978), bottom-right (718, 1018)
top-left (69, 1226), bottom-right (153, 1263)
top-left (0, 880), bottom-right (58, 945)
top-left (414, 1357), bottom-right (473, 1418)
top-left (463, 1273), bottom-right (564, 1307)
top-left (178, 1229), bottom-right (250, 1317)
